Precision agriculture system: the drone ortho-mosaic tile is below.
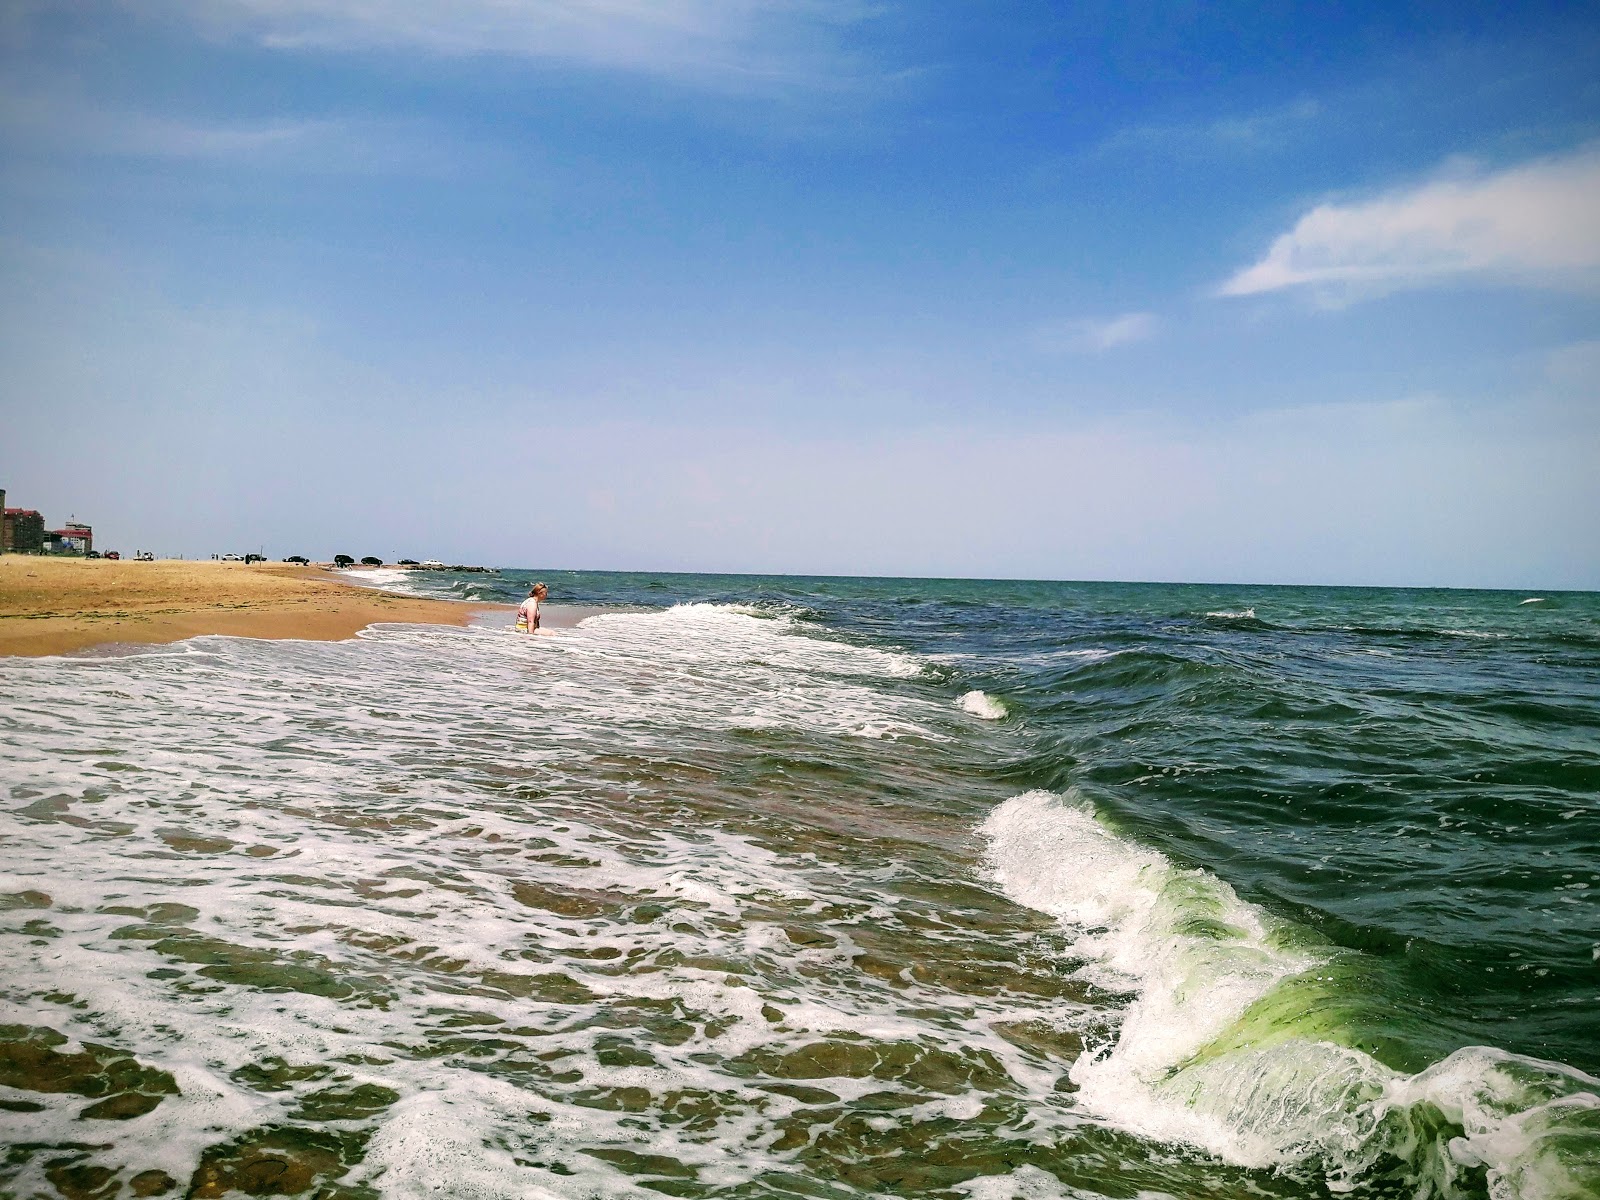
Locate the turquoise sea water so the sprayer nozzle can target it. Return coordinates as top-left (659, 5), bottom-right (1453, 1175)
top-left (2, 571), bottom-right (1596, 1198)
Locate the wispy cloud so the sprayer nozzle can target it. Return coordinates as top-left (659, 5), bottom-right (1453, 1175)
top-left (0, 81), bottom-right (463, 174)
top-left (1030, 312), bottom-right (1158, 354)
top-left (138, 0), bottom-right (877, 92)
top-left (1094, 98), bottom-right (1322, 160)
top-left (105, 113), bottom-right (337, 160)
top-left (1204, 99), bottom-right (1322, 147)
top-left (1220, 145), bottom-right (1600, 299)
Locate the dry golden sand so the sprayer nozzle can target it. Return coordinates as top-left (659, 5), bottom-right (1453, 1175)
top-left (0, 558), bottom-right (503, 657)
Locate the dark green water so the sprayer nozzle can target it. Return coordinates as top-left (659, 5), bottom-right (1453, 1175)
top-left (471, 568), bottom-right (1600, 1074)
top-left (2, 572), bottom-right (1596, 1198)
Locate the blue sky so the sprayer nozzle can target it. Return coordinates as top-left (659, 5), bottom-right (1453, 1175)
top-left (2, 1), bottom-right (1597, 586)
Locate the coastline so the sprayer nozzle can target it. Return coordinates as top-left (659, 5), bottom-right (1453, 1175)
top-left (0, 557), bottom-right (505, 658)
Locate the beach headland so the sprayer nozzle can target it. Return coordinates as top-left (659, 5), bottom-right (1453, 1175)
top-left (0, 557), bottom-right (505, 657)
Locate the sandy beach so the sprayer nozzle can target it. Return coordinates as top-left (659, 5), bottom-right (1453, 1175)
top-left (0, 557), bottom-right (501, 657)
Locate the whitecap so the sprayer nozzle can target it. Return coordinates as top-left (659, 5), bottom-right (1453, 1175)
top-left (334, 566), bottom-right (429, 596)
top-left (978, 790), bottom-right (1600, 1194)
top-left (954, 1163), bottom-right (1087, 1199)
top-left (959, 690), bottom-right (1008, 720)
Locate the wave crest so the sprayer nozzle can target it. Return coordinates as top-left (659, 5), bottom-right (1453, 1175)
top-left (979, 790), bottom-right (1600, 1197)
top-left (959, 691), bottom-right (1008, 720)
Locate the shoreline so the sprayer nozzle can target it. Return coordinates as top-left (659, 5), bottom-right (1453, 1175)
top-left (0, 558), bottom-right (509, 658)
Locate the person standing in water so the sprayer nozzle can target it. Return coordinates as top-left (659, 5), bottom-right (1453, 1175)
top-left (515, 582), bottom-right (548, 633)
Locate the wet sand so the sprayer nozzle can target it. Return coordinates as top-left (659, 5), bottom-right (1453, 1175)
top-left (0, 558), bottom-right (505, 657)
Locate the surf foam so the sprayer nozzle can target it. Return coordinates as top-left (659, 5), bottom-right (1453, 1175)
top-left (959, 690), bottom-right (1008, 720)
top-left (0, 607), bottom-right (1077, 1196)
top-left (980, 789), bottom-right (1600, 1198)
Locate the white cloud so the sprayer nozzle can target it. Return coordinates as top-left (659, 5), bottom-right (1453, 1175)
top-left (1221, 146), bottom-right (1600, 299)
top-left (137, 0), bottom-right (874, 91)
top-left (1030, 312), bottom-right (1157, 354)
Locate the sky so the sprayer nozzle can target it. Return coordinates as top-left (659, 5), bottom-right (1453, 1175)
top-left (2, 1), bottom-right (1598, 587)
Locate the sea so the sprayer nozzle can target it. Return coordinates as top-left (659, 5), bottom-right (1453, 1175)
top-left (2, 570), bottom-right (1597, 1200)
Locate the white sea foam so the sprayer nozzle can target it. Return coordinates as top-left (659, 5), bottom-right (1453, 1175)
top-left (1203, 608), bottom-right (1256, 620)
top-left (979, 789), bottom-right (1600, 1195)
top-left (959, 690), bottom-right (1008, 720)
top-left (981, 790), bottom-right (1314, 1159)
top-left (334, 566), bottom-right (427, 594)
top-left (954, 1164), bottom-right (1106, 1199)
top-left (9, 602), bottom-right (1591, 1197)
top-left (0, 605), bottom-right (1082, 1195)
top-left (1387, 1048), bottom-right (1600, 1200)
top-left (548, 603), bottom-right (937, 739)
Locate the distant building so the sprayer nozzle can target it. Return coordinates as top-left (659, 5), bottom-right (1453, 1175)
top-left (46, 521), bottom-right (93, 555)
top-left (3, 506), bottom-right (46, 553)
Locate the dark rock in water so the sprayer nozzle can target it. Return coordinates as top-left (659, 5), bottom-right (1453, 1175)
top-left (80, 1091), bottom-right (165, 1120)
top-left (128, 1170), bottom-right (177, 1196)
top-left (0, 1024), bottom-right (178, 1099)
top-left (45, 1160), bottom-right (117, 1200)
top-left (188, 1127), bottom-right (357, 1199)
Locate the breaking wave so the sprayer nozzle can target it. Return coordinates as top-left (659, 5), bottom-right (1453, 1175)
top-left (980, 790), bottom-right (1600, 1198)
top-left (959, 691), bottom-right (1008, 720)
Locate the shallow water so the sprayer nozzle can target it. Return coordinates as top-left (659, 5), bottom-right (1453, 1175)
top-left (2, 573), bottom-right (1597, 1199)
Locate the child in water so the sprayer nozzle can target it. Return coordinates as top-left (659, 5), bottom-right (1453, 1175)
top-left (515, 582), bottom-right (548, 633)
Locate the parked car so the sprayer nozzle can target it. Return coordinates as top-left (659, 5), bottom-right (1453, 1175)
top-left (360, 556), bottom-right (383, 566)
top-left (221, 553), bottom-right (243, 561)
top-left (85, 550), bottom-right (101, 558)
top-left (398, 559), bottom-right (419, 566)
top-left (283, 555), bottom-right (309, 564)
top-left (105, 551), bottom-right (121, 560)
top-left (244, 553), bottom-right (265, 564)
